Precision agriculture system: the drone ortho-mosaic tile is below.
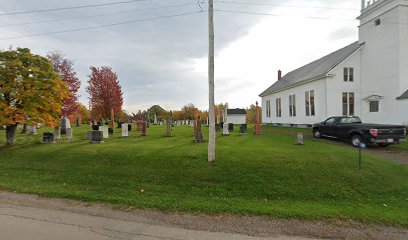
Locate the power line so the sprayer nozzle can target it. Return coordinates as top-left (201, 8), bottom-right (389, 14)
top-left (0, 0), bottom-right (148, 17)
top-left (0, 11), bottom-right (203, 41)
top-left (0, 2), bottom-right (197, 28)
top-left (214, 0), bottom-right (360, 11)
top-left (215, 9), bottom-right (358, 22)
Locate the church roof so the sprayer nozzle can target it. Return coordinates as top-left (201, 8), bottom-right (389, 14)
top-left (259, 41), bottom-right (364, 97)
top-left (227, 108), bottom-right (246, 115)
top-left (397, 89), bottom-right (408, 100)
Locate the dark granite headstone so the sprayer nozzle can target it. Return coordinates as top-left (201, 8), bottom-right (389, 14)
top-left (92, 125), bottom-right (99, 131)
top-left (195, 120), bottom-right (204, 143)
top-left (240, 124), bottom-right (247, 135)
top-left (117, 122), bottom-right (122, 129)
top-left (128, 124), bottom-right (132, 132)
top-left (42, 132), bottom-right (55, 143)
top-left (108, 128), bottom-right (114, 135)
top-left (61, 117), bottom-right (71, 134)
top-left (228, 123), bottom-right (234, 132)
top-left (90, 130), bottom-right (104, 144)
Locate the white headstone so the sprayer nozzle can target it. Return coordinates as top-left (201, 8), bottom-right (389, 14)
top-left (122, 123), bottom-right (129, 137)
top-left (99, 126), bottom-right (109, 139)
top-left (54, 126), bottom-right (61, 140)
top-left (154, 114), bottom-right (158, 124)
top-left (223, 103), bottom-right (230, 136)
top-left (66, 128), bottom-right (73, 140)
top-left (29, 125), bottom-right (38, 135)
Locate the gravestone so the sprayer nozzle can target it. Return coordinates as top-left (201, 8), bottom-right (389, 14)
top-left (99, 126), bottom-right (109, 139)
top-left (90, 131), bottom-right (104, 144)
top-left (42, 132), bottom-right (56, 144)
top-left (117, 122), bottom-right (122, 129)
top-left (141, 121), bottom-right (147, 137)
top-left (54, 126), bottom-right (61, 140)
top-left (76, 118), bottom-right (81, 127)
top-left (92, 125), bottom-right (99, 130)
top-left (254, 101), bottom-right (262, 135)
top-left (164, 119), bottom-right (172, 137)
top-left (84, 131), bottom-right (93, 140)
top-left (193, 120), bottom-right (197, 136)
top-left (195, 119), bottom-right (204, 143)
top-left (121, 123), bottom-right (129, 137)
top-left (228, 123), bottom-right (234, 132)
top-left (146, 114), bottom-right (150, 128)
top-left (29, 125), bottom-right (38, 135)
top-left (61, 117), bottom-right (71, 134)
top-left (154, 114), bottom-right (158, 125)
top-left (108, 128), bottom-right (114, 135)
top-left (296, 133), bottom-right (304, 145)
top-left (240, 124), bottom-right (247, 135)
top-left (159, 121), bottom-right (163, 126)
top-left (66, 128), bottom-right (73, 140)
top-left (128, 124), bottom-right (132, 132)
top-left (223, 103), bottom-right (230, 136)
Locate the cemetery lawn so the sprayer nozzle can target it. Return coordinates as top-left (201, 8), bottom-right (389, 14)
top-left (0, 125), bottom-right (407, 226)
top-left (394, 139), bottom-right (408, 151)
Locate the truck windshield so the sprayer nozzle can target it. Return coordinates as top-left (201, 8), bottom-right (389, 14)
top-left (340, 117), bottom-right (362, 124)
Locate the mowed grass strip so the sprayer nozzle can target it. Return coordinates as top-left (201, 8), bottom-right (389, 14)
top-left (0, 125), bottom-right (407, 225)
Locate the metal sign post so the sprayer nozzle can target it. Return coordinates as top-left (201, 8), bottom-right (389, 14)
top-left (359, 143), bottom-right (366, 170)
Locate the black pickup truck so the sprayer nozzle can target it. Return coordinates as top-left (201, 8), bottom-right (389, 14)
top-left (312, 116), bottom-right (407, 147)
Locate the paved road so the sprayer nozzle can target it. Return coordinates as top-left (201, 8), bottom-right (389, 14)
top-left (0, 202), bottom-right (309, 240)
top-left (0, 191), bottom-right (407, 240)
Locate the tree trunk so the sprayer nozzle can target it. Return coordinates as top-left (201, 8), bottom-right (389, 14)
top-left (6, 124), bottom-right (18, 145)
top-left (208, 0), bottom-right (216, 162)
top-left (21, 124), bottom-right (27, 134)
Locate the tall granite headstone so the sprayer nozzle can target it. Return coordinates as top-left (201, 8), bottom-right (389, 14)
top-left (54, 126), bottom-right (61, 140)
top-left (254, 101), bottom-right (262, 135)
top-left (222, 103), bottom-right (230, 136)
top-left (61, 117), bottom-right (71, 134)
top-left (195, 118), bottom-right (204, 143)
top-left (66, 128), bottom-right (73, 140)
top-left (122, 123), bottom-right (129, 137)
top-left (164, 119), bottom-right (172, 137)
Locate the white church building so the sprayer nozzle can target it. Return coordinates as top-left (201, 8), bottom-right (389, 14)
top-left (259, 0), bottom-right (408, 127)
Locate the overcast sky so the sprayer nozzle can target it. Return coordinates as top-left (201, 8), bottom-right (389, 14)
top-left (0, 0), bottom-right (361, 112)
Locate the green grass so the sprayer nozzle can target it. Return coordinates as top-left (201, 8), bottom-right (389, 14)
top-left (0, 125), bottom-right (407, 226)
top-left (393, 139), bottom-right (408, 151)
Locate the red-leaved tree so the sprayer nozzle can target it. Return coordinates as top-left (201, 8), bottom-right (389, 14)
top-left (86, 66), bottom-right (123, 120)
top-left (47, 51), bottom-right (81, 117)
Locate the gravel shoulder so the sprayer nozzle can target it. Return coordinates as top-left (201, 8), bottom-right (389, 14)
top-left (0, 191), bottom-right (407, 240)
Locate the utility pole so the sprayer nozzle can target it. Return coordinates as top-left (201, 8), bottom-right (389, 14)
top-left (208, 0), bottom-right (216, 162)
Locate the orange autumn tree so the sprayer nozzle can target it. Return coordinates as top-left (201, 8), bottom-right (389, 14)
top-left (0, 48), bottom-right (70, 145)
top-left (86, 66), bottom-right (123, 122)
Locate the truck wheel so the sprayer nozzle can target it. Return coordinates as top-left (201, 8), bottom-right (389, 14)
top-left (351, 135), bottom-right (362, 147)
top-left (313, 129), bottom-right (321, 138)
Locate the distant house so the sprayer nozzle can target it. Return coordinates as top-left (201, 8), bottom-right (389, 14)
top-left (259, 0), bottom-right (408, 127)
top-left (227, 108), bottom-right (246, 125)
